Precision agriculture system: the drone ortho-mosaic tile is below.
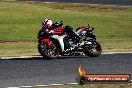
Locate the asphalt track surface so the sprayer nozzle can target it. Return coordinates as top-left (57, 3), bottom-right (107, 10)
top-left (33, 0), bottom-right (132, 6)
top-left (0, 53), bottom-right (132, 88)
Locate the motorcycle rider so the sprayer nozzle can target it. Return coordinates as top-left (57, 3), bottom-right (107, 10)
top-left (42, 19), bottom-right (80, 53)
top-left (42, 19), bottom-right (64, 35)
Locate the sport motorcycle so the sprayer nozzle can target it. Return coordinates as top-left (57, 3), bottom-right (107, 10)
top-left (38, 24), bottom-right (102, 59)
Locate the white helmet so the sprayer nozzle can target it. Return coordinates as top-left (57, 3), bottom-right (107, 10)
top-left (42, 19), bottom-right (53, 26)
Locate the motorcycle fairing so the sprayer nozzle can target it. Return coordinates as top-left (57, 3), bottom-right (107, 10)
top-left (51, 35), bottom-right (66, 52)
top-left (42, 39), bottom-right (52, 46)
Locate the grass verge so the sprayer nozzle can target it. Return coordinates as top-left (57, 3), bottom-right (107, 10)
top-left (0, 1), bottom-right (132, 57)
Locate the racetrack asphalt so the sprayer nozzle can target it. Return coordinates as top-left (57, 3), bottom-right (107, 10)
top-left (0, 53), bottom-right (132, 88)
top-left (33, 0), bottom-right (132, 6)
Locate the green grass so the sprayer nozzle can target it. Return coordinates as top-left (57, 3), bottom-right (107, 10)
top-left (0, 1), bottom-right (132, 56)
top-left (0, 41), bottom-right (37, 56)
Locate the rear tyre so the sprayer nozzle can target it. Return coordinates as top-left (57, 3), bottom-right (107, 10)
top-left (38, 42), bottom-right (59, 60)
top-left (83, 41), bottom-right (102, 57)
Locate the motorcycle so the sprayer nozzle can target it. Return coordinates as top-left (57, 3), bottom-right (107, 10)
top-left (38, 24), bottom-right (102, 59)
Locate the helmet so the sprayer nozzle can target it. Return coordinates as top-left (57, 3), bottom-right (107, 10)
top-left (42, 19), bottom-right (53, 27)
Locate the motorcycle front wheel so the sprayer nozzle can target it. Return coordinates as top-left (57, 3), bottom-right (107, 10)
top-left (83, 41), bottom-right (102, 57)
top-left (38, 42), bottom-right (60, 60)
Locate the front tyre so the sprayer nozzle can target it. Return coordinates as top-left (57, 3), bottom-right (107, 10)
top-left (84, 41), bottom-right (102, 57)
top-left (38, 42), bottom-right (59, 60)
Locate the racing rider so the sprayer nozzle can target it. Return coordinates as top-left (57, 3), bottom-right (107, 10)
top-left (42, 19), bottom-right (79, 53)
top-left (42, 19), bottom-right (64, 35)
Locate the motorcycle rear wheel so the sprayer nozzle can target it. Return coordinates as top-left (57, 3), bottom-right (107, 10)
top-left (83, 41), bottom-right (102, 57)
top-left (38, 42), bottom-right (60, 60)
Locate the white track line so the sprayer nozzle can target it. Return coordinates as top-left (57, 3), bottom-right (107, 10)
top-left (7, 87), bottom-right (20, 88)
top-left (0, 56), bottom-right (43, 59)
top-left (20, 86), bottom-right (34, 88)
top-left (49, 84), bottom-right (64, 86)
top-left (7, 80), bottom-right (132, 88)
top-left (102, 51), bottom-right (132, 54)
top-left (1, 51), bottom-right (132, 59)
top-left (35, 85), bottom-right (50, 87)
top-left (66, 83), bottom-right (78, 85)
